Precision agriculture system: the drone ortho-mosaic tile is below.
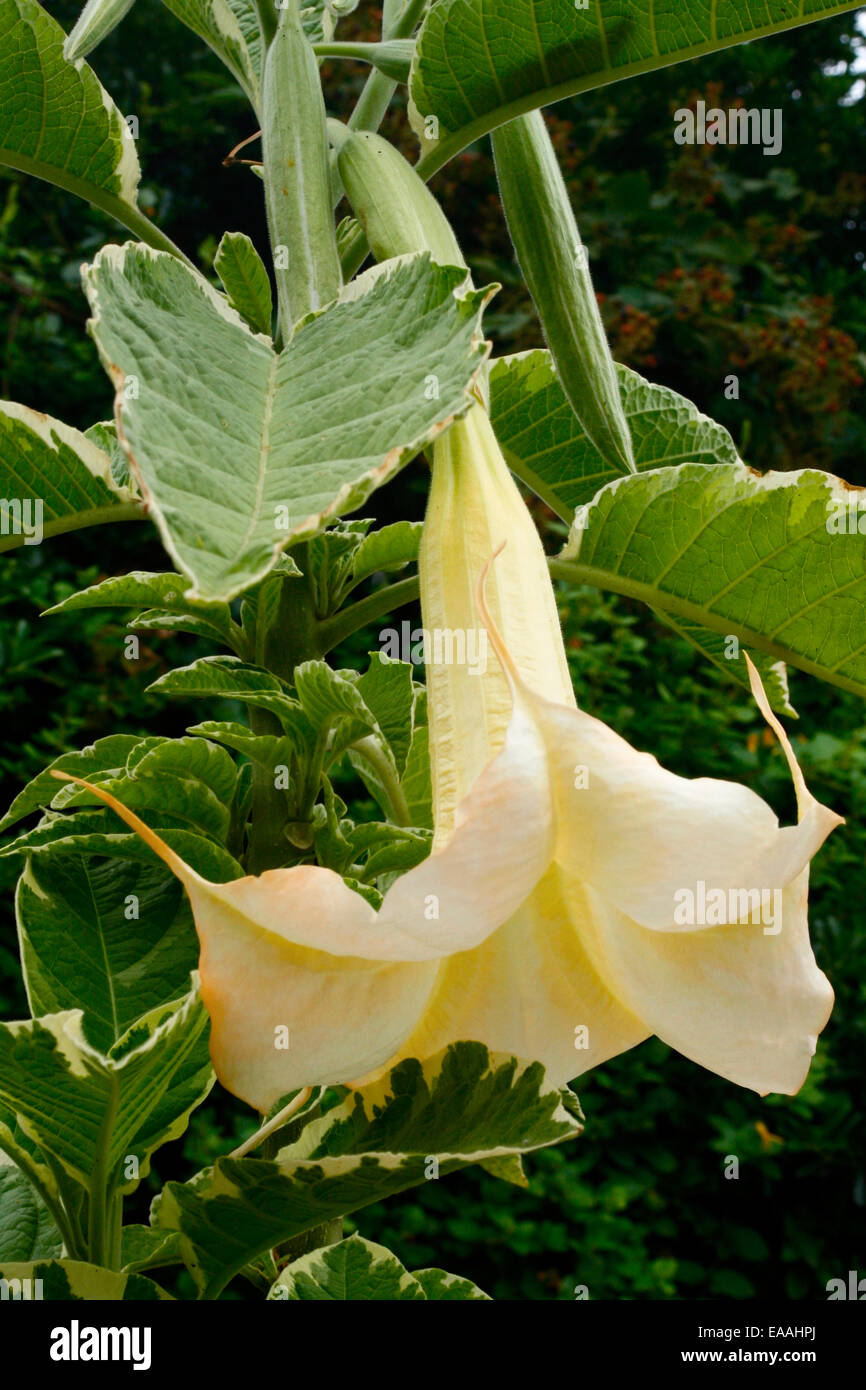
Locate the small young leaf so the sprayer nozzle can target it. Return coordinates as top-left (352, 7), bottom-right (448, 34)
top-left (0, 735), bottom-right (144, 835)
top-left (44, 571), bottom-right (243, 653)
top-left (64, 0), bottom-right (136, 61)
top-left (214, 231), bottom-right (273, 337)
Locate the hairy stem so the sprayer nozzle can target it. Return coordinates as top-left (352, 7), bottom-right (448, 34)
top-left (231, 1088), bottom-right (313, 1158)
top-left (252, 0), bottom-right (277, 47)
top-left (318, 574), bottom-right (420, 652)
top-left (347, 0), bottom-right (427, 133)
top-left (350, 735), bottom-right (412, 826)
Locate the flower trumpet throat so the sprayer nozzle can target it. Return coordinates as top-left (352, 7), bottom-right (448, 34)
top-left (419, 403), bottom-right (573, 842)
top-left (52, 414), bottom-right (841, 1109)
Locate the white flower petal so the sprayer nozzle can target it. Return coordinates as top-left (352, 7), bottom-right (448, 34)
top-left (531, 692), bottom-right (841, 932)
top-left (575, 871), bottom-right (833, 1095)
top-left (371, 865), bottom-right (650, 1087)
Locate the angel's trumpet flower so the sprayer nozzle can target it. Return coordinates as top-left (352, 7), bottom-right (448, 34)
top-left (57, 406), bottom-right (840, 1110)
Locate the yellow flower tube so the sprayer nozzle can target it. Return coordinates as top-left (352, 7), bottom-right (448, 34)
top-left (400, 402), bottom-right (841, 1093)
top-left (57, 406), bottom-right (841, 1108)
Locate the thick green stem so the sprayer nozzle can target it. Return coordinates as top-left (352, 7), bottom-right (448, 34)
top-left (385, 0), bottom-right (428, 40)
top-left (318, 574), bottom-right (420, 652)
top-left (0, 502), bottom-right (145, 554)
top-left (252, 0), bottom-right (277, 47)
top-left (347, 0), bottom-right (427, 133)
top-left (231, 1088), bottom-right (313, 1158)
top-left (0, 150), bottom-right (193, 267)
top-left (87, 1090), bottom-right (118, 1269)
top-left (246, 564), bottom-right (321, 873)
top-left (246, 705), bottom-right (293, 875)
top-left (276, 1219), bottom-right (344, 1269)
top-left (350, 736), bottom-right (412, 825)
top-left (348, 71), bottom-right (397, 133)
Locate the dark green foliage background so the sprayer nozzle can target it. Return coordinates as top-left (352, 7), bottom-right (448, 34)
top-left (1, 1), bottom-right (864, 1299)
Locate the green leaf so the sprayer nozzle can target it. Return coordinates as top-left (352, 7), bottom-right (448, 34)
top-left (294, 661), bottom-right (383, 761)
top-left (489, 353), bottom-right (794, 709)
top-left (85, 419), bottom-right (131, 489)
top-left (55, 737), bottom-right (239, 844)
top-left (83, 246), bottom-right (490, 600)
top-left (0, 1154), bottom-right (62, 1261)
top-left (490, 351), bottom-right (739, 519)
top-left (0, 985), bottom-right (212, 1194)
top-left (1, 814), bottom-right (244, 883)
top-left (311, 777), bottom-right (354, 871)
top-left (558, 462), bottom-right (866, 701)
top-left (186, 721), bottom-right (296, 771)
top-left (478, 1152), bottom-right (528, 1188)
top-left (44, 571), bottom-right (244, 652)
top-left (0, 1258), bottom-right (171, 1299)
top-left (268, 1233), bottom-right (427, 1300)
top-left (0, 0), bottom-right (181, 252)
top-left (164, 0), bottom-right (345, 116)
top-left (149, 656), bottom-right (304, 726)
top-left (304, 520), bottom-right (421, 617)
top-left (411, 0), bottom-right (862, 175)
top-left (16, 850), bottom-right (200, 1052)
top-left (349, 685), bottom-right (433, 829)
top-left (64, 0), bottom-right (135, 61)
top-left (413, 1267), bottom-right (491, 1300)
top-left (120, 1224), bottom-right (184, 1274)
top-left (401, 687), bottom-right (433, 829)
top-left (652, 610), bottom-right (794, 718)
top-left (0, 401), bottom-right (141, 554)
top-left (354, 824), bottom-right (432, 880)
top-left (153, 1043), bottom-right (582, 1296)
top-left (350, 520), bottom-right (423, 589)
top-left (357, 655), bottom-right (415, 777)
top-left (301, 0), bottom-right (346, 45)
top-left (160, 0), bottom-right (262, 110)
top-left (306, 519), bottom-right (373, 617)
top-left (0, 734), bottom-right (144, 835)
top-left (214, 231), bottom-right (274, 337)
top-left (0, 1096), bottom-right (87, 1258)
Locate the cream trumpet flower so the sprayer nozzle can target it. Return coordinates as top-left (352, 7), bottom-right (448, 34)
top-left (56, 405), bottom-right (840, 1110)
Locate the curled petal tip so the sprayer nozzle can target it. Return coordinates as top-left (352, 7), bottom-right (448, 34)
top-left (48, 769), bottom-right (200, 885)
top-left (473, 541), bottom-right (522, 688)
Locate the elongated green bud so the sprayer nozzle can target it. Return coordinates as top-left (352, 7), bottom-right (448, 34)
top-left (63, 0), bottom-right (135, 62)
top-left (262, 2), bottom-right (342, 338)
top-left (492, 111), bottom-right (635, 475)
top-left (336, 129), bottom-right (465, 268)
